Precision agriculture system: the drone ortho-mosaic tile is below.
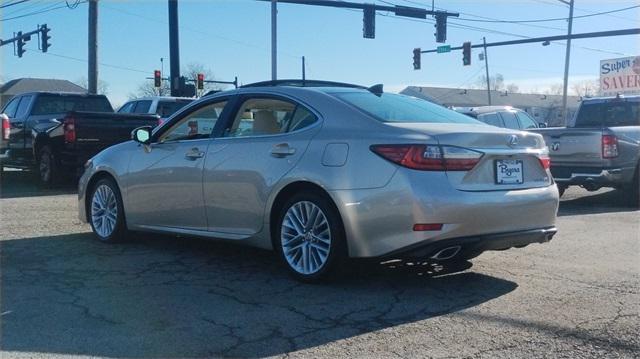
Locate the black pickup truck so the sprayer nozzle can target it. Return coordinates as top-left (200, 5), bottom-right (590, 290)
top-left (0, 92), bottom-right (158, 185)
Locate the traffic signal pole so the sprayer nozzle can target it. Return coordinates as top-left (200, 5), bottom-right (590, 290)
top-left (271, 0), bottom-right (277, 81)
top-left (88, 0), bottom-right (98, 94)
top-left (483, 37), bottom-right (491, 106)
top-left (168, 0), bottom-right (181, 96)
top-left (561, 0), bottom-right (574, 125)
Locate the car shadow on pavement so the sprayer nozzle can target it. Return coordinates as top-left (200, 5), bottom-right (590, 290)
top-left (0, 169), bottom-right (76, 199)
top-left (1, 232), bottom-right (517, 358)
top-left (558, 188), bottom-right (639, 216)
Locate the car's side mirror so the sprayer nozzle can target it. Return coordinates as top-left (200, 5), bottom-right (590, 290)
top-left (538, 122), bottom-right (548, 128)
top-left (132, 126), bottom-right (152, 145)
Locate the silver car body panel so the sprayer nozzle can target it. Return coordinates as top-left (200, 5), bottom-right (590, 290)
top-left (79, 86), bottom-right (558, 258)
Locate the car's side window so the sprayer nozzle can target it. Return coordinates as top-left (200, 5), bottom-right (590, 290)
top-left (517, 111), bottom-right (538, 129)
top-left (159, 100), bottom-right (227, 143)
top-left (478, 113), bottom-right (503, 127)
top-left (499, 111), bottom-right (520, 130)
top-left (287, 106), bottom-right (318, 132)
top-left (224, 98), bottom-right (297, 138)
top-left (133, 100), bottom-right (152, 114)
top-left (15, 95), bottom-right (33, 118)
top-left (2, 97), bottom-right (21, 118)
top-left (118, 101), bottom-right (135, 113)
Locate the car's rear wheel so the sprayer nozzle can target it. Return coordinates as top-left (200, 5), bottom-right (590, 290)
top-left (276, 192), bottom-right (346, 282)
top-left (89, 178), bottom-right (128, 243)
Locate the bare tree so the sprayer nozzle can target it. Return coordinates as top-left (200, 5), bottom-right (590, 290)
top-left (506, 83), bottom-right (519, 93)
top-left (474, 73), bottom-right (505, 91)
top-left (544, 83), bottom-right (564, 95)
top-left (571, 79), bottom-right (599, 97)
top-left (76, 77), bottom-right (109, 95)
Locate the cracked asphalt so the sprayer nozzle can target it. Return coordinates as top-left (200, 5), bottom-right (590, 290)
top-left (1, 170), bottom-right (638, 358)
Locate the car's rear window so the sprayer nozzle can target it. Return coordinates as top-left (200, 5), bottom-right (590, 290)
top-left (334, 92), bottom-right (482, 124)
top-left (575, 100), bottom-right (640, 127)
top-left (32, 95), bottom-right (113, 115)
top-left (157, 100), bottom-right (192, 118)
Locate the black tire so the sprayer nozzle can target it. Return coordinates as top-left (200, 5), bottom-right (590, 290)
top-left (38, 145), bottom-right (59, 187)
top-left (274, 191), bottom-right (347, 283)
top-left (624, 166), bottom-right (639, 207)
top-left (88, 177), bottom-right (129, 243)
top-left (557, 184), bottom-right (567, 198)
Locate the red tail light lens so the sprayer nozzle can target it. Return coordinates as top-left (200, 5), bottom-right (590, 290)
top-left (538, 154), bottom-right (551, 170)
top-left (371, 144), bottom-right (482, 171)
top-left (1, 114), bottom-right (9, 141)
top-left (413, 223), bottom-right (443, 231)
top-left (158, 118), bottom-right (165, 127)
top-left (602, 134), bottom-right (618, 159)
top-left (63, 117), bottom-right (76, 143)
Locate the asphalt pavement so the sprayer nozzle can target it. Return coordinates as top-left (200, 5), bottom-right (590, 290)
top-left (1, 169), bottom-right (638, 358)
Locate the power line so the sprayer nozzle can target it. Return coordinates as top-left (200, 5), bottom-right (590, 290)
top-left (0, 0), bottom-right (86, 22)
top-left (530, 0), bottom-right (639, 23)
top-left (453, 5), bottom-right (640, 23)
top-left (36, 51), bottom-right (149, 74)
top-left (0, 0), bottom-right (31, 9)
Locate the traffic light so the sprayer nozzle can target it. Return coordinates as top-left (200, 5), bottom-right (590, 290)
top-left (413, 48), bottom-right (421, 70)
top-left (434, 13), bottom-right (447, 43)
top-left (40, 24), bottom-right (51, 53)
top-left (363, 5), bottom-right (375, 39)
top-left (16, 31), bottom-right (26, 58)
top-left (462, 41), bottom-right (471, 66)
top-left (197, 73), bottom-right (204, 90)
top-left (154, 70), bottom-right (162, 88)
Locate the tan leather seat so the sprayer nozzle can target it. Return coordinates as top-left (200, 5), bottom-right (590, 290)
top-left (253, 110), bottom-right (280, 135)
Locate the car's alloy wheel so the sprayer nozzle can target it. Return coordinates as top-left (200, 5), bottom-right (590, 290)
top-left (277, 192), bottom-right (345, 282)
top-left (89, 178), bottom-right (127, 242)
top-left (39, 146), bottom-right (55, 185)
top-left (91, 184), bottom-right (118, 238)
top-left (281, 201), bottom-right (332, 275)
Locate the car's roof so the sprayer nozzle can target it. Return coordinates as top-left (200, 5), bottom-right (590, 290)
top-left (17, 91), bottom-right (104, 98)
top-left (127, 96), bottom-right (194, 102)
top-left (456, 105), bottom-right (524, 115)
top-left (581, 95), bottom-right (640, 104)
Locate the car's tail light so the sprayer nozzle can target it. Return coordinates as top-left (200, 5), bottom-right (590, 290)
top-left (158, 118), bottom-right (165, 127)
top-left (370, 144), bottom-right (483, 171)
top-left (413, 223), bottom-right (443, 231)
top-left (538, 154), bottom-right (551, 170)
top-left (602, 134), bottom-right (618, 159)
top-left (1, 114), bottom-right (9, 141)
top-left (63, 116), bottom-right (76, 143)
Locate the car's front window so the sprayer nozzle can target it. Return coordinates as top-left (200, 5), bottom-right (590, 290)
top-left (333, 92), bottom-right (482, 124)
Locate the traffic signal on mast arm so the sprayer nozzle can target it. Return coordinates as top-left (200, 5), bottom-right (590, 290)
top-left (413, 48), bottom-right (421, 70)
top-left (434, 13), bottom-right (447, 43)
top-left (17, 32), bottom-right (27, 57)
top-left (462, 42), bottom-right (471, 66)
top-left (40, 24), bottom-right (51, 53)
top-left (363, 5), bottom-right (375, 39)
top-left (154, 70), bottom-right (162, 88)
top-left (197, 73), bottom-right (204, 90)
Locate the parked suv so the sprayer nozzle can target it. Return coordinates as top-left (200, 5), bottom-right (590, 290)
top-left (118, 96), bottom-right (193, 124)
top-left (456, 106), bottom-right (546, 130)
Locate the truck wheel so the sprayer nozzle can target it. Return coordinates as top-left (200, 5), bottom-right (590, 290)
top-left (626, 166), bottom-right (639, 207)
top-left (38, 146), bottom-right (59, 187)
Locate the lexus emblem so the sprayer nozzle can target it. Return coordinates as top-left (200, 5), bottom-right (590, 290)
top-left (552, 142), bottom-right (560, 151)
top-left (508, 135), bottom-right (519, 147)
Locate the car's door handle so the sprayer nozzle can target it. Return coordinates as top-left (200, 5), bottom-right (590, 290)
top-left (185, 147), bottom-right (205, 160)
top-left (270, 143), bottom-right (296, 157)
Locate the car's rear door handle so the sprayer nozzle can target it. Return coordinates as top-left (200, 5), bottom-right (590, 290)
top-left (270, 143), bottom-right (296, 157)
top-left (185, 147), bottom-right (204, 160)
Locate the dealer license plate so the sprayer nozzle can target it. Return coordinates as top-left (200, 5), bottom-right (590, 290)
top-left (495, 159), bottom-right (523, 184)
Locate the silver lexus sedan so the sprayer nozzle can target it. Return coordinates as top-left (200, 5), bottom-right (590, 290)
top-left (79, 80), bottom-right (559, 282)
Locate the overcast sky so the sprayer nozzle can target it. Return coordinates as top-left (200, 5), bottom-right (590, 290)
top-left (2, 0), bottom-right (639, 105)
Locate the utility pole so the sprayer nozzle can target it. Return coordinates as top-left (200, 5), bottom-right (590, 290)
top-left (168, 0), bottom-right (181, 96)
top-left (561, 0), bottom-right (574, 125)
top-left (483, 37), bottom-right (491, 106)
top-left (271, 0), bottom-right (277, 81)
top-left (88, 0), bottom-right (98, 94)
top-left (302, 56), bottom-right (306, 82)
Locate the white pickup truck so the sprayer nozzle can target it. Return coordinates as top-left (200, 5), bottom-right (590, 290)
top-left (531, 95), bottom-right (639, 204)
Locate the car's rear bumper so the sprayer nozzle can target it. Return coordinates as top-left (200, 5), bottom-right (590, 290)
top-left (382, 227), bottom-right (557, 261)
top-left (330, 169), bottom-right (559, 258)
top-left (552, 166), bottom-right (635, 187)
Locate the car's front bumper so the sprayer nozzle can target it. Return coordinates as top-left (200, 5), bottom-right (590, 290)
top-left (330, 169), bottom-right (559, 258)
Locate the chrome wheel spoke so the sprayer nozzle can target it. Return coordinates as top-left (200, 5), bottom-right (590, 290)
top-left (281, 201), bottom-right (332, 275)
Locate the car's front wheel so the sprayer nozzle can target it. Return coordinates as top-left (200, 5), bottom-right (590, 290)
top-left (276, 192), bottom-right (346, 282)
top-left (89, 178), bottom-right (128, 243)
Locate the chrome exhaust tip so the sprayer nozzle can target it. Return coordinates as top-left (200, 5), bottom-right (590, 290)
top-left (430, 245), bottom-right (462, 261)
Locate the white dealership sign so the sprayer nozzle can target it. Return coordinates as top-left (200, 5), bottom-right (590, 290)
top-left (600, 56), bottom-right (640, 96)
